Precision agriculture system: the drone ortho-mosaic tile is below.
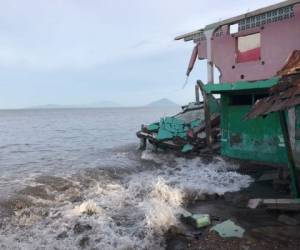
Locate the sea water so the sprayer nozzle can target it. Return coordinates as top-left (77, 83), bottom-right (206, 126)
top-left (0, 107), bottom-right (252, 249)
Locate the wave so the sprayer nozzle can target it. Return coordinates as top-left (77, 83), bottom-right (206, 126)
top-left (0, 150), bottom-right (252, 249)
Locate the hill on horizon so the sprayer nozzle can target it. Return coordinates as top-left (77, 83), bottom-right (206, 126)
top-left (146, 98), bottom-right (178, 107)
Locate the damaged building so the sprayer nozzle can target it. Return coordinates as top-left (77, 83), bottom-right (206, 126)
top-left (175, 0), bottom-right (300, 164)
top-left (138, 0), bottom-right (300, 197)
top-left (176, 0), bottom-right (300, 186)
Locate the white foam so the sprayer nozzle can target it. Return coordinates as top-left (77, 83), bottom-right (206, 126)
top-left (0, 155), bottom-right (252, 249)
top-left (142, 178), bottom-right (183, 233)
top-left (72, 200), bottom-right (103, 216)
top-left (141, 149), bottom-right (164, 164)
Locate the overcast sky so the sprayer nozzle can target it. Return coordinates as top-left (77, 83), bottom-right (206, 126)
top-left (0, 0), bottom-right (282, 108)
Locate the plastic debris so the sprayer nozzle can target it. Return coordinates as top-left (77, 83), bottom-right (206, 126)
top-left (210, 220), bottom-right (245, 238)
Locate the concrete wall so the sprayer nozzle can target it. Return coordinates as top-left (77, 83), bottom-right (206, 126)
top-left (197, 4), bottom-right (300, 83)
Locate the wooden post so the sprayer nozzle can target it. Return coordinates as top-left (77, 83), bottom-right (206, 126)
top-left (197, 80), bottom-right (212, 152)
top-left (195, 84), bottom-right (200, 103)
top-left (139, 124), bottom-right (147, 150)
top-left (279, 110), bottom-right (299, 198)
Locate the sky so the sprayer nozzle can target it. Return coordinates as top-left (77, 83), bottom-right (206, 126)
top-left (0, 0), bottom-right (282, 109)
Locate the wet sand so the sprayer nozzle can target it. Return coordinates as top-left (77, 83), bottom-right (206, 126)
top-left (166, 165), bottom-right (300, 250)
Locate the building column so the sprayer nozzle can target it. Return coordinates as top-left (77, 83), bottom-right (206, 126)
top-left (204, 29), bottom-right (214, 84)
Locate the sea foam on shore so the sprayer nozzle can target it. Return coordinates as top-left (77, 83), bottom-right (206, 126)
top-left (0, 150), bottom-right (252, 250)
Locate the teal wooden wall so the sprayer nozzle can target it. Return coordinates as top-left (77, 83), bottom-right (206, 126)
top-left (295, 105), bottom-right (300, 168)
top-left (220, 94), bottom-right (289, 165)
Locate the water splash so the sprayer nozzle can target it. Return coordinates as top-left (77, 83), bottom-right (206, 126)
top-left (0, 153), bottom-right (252, 249)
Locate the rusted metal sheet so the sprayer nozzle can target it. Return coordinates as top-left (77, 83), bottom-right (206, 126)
top-left (277, 50), bottom-right (300, 76)
top-left (246, 59), bottom-right (300, 119)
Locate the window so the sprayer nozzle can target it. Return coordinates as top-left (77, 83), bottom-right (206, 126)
top-left (237, 33), bottom-right (261, 63)
top-left (230, 93), bottom-right (269, 106)
top-left (230, 23), bottom-right (239, 34)
top-left (230, 95), bottom-right (252, 106)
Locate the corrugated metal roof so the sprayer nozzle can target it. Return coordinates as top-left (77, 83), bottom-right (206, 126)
top-left (246, 51), bottom-right (300, 119)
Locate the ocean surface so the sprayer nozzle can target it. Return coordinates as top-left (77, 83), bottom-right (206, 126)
top-left (0, 107), bottom-right (252, 249)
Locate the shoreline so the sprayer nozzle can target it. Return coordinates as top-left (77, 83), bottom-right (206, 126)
top-left (166, 164), bottom-right (300, 250)
top-left (0, 151), bottom-right (299, 249)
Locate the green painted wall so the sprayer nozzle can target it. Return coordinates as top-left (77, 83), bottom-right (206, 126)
top-left (220, 95), bottom-right (288, 165)
top-left (295, 105), bottom-right (300, 168)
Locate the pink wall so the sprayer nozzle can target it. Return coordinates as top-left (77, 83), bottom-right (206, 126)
top-left (197, 4), bottom-right (300, 83)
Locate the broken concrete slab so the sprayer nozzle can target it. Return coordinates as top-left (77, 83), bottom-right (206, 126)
top-left (248, 198), bottom-right (263, 209)
top-left (248, 198), bottom-right (300, 211)
top-left (180, 210), bottom-right (211, 229)
top-left (191, 214), bottom-right (211, 229)
top-left (263, 199), bottom-right (300, 211)
top-left (210, 220), bottom-right (245, 238)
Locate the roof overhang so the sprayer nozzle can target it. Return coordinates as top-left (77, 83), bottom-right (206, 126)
top-left (203, 78), bottom-right (279, 94)
top-left (175, 0), bottom-right (300, 42)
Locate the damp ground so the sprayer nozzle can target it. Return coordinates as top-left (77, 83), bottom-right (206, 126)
top-left (166, 164), bottom-right (300, 250)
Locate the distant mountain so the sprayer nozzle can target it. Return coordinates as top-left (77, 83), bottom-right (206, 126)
top-left (146, 98), bottom-right (178, 107)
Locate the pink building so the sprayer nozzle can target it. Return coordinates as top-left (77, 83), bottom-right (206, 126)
top-left (175, 1), bottom-right (300, 198)
top-left (176, 0), bottom-right (300, 83)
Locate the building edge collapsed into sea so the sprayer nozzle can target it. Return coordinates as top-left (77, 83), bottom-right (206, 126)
top-left (175, 0), bottom-right (300, 197)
